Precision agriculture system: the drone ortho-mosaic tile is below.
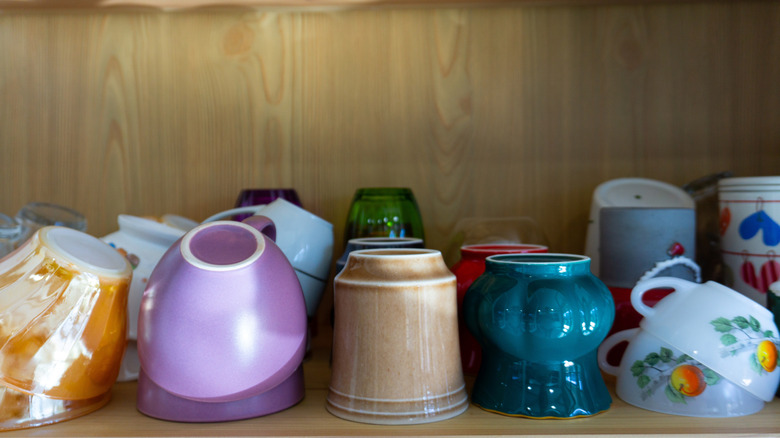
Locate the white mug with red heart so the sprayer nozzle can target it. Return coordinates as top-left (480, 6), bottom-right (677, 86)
top-left (718, 176), bottom-right (780, 306)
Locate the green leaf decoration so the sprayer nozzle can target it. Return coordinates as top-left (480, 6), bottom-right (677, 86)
top-left (631, 360), bottom-right (646, 377)
top-left (701, 368), bottom-right (721, 386)
top-left (720, 333), bottom-right (738, 346)
top-left (750, 353), bottom-right (764, 375)
top-left (659, 348), bottom-right (674, 363)
top-left (645, 352), bottom-right (661, 366)
top-left (665, 384), bottom-right (687, 404)
top-left (677, 354), bottom-right (692, 364)
top-left (749, 315), bottom-right (761, 332)
top-left (732, 316), bottom-right (750, 329)
top-left (764, 330), bottom-right (775, 338)
top-left (711, 317), bottom-right (734, 333)
top-left (637, 375), bottom-right (651, 389)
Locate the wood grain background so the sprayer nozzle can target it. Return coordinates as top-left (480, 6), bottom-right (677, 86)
top-left (0, 1), bottom-right (778, 274)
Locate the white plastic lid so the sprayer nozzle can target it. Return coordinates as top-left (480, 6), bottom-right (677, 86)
top-left (594, 178), bottom-right (694, 208)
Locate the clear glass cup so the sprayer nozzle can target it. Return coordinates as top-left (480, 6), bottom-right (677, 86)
top-left (443, 216), bottom-right (549, 266)
top-left (0, 213), bottom-right (22, 259)
top-left (15, 202), bottom-right (87, 248)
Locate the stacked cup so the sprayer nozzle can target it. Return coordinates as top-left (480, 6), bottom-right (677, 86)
top-left (599, 277), bottom-right (780, 417)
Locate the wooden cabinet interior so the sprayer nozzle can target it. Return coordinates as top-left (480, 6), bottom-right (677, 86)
top-left (0, 1), bottom-right (778, 331)
top-left (0, 2), bottom-right (779, 435)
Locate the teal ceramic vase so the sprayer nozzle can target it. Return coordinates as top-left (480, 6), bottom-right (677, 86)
top-left (343, 188), bottom-right (424, 245)
top-left (464, 253), bottom-right (614, 418)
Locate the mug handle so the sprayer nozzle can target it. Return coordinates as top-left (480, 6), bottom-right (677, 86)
top-left (630, 276), bottom-right (696, 318)
top-left (201, 205), bottom-right (267, 223)
top-left (597, 328), bottom-right (639, 376)
top-left (242, 215), bottom-right (277, 242)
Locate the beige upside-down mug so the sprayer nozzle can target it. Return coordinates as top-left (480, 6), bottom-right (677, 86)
top-left (327, 249), bottom-right (468, 425)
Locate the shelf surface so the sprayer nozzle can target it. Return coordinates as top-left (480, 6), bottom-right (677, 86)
top-left (8, 334), bottom-right (780, 437)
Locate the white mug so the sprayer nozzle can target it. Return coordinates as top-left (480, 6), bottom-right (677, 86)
top-left (203, 199), bottom-right (334, 318)
top-left (718, 176), bottom-right (780, 306)
top-left (631, 277), bottom-right (780, 401)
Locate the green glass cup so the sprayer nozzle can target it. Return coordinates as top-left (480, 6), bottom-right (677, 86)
top-left (343, 188), bottom-right (425, 245)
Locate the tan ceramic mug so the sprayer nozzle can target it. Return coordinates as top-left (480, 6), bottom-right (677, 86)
top-left (327, 249), bottom-right (468, 425)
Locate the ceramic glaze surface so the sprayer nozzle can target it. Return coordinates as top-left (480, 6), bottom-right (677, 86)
top-left (598, 328), bottom-right (765, 417)
top-left (718, 176), bottom-right (780, 306)
top-left (770, 282), bottom-right (780, 397)
top-left (335, 237), bottom-right (424, 275)
top-left (102, 214), bottom-right (188, 382)
top-left (137, 216), bottom-right (307, 413)
top-left (203, 199), bottom-right (333, 319)
top-left (464, 254), bottom-right (614, 418)
top-left (188, 225), bottom-right (258, 265)
top-left (450, 244), bottom-right (548, 376)
top-left (328, 249), bottom-right (468, 425)
top-left (631, 277), bottom-right (780, 402)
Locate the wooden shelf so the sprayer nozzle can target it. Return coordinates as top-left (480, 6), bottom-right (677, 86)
top-left (0, 0), bottom-right (712, 11)
top-left (13, 330), bottom-right (780, 437)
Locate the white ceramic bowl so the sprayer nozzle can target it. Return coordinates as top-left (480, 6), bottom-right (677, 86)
top-left (599, 328), bottom-right (765, 417)
top-left (632, 277), bottom-right (780, 402)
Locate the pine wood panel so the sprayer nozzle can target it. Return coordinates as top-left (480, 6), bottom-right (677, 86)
top-left (0, 1), bottom-right (778, 258)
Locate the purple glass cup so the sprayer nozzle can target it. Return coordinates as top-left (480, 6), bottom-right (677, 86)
top-left (233, 189), bottom-right (302, 222)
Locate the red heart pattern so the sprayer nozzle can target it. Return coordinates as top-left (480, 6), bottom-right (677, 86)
top-left (741, 259), bottom-right (758, 291)
top-left (720, 207), bottom-right (731, 236)
top-left (740, 257), bottom-right (780, 293)
top-left (761, 259), bottom-right (780, 293)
